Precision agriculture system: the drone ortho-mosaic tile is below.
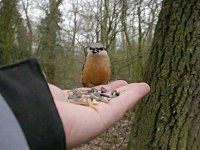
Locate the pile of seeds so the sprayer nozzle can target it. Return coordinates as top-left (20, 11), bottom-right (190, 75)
top-left (66, 87), bottom-right (120, 108)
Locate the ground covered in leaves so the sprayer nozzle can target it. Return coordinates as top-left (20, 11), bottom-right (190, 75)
top-left (72, 111), bottom-right (134, 150)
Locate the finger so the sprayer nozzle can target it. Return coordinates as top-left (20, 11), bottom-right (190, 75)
top-left (96, 83), bottom-right (150, 125)
top-left (110, 82), bottom-right (150, 112)
top-left (95, 80), bottom-right (128, 92)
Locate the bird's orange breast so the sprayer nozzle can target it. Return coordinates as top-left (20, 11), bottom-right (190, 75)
top-left (81, 54), bottom-right (111, 87)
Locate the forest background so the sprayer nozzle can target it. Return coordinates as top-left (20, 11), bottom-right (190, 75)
top-left (5, 0), bottom-right (200, 149)
top-left (0, 0), bottom-right (162, 89)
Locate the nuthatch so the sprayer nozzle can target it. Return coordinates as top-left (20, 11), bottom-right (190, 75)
top-left (81, 42), bottom-right (111, 87)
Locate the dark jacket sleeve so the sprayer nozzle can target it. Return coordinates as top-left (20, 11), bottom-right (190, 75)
top-left (0, 59), bottom-right (66, 150)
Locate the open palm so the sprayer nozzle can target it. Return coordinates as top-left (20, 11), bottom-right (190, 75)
top-left (49, 80), bottom-right (150, 149)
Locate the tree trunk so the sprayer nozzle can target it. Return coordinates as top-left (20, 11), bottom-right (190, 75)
top-left (0, 0), bottom-right (18, 64)
top-left (46, 0), bottom-right (58, 84)
top-left (137, 0), bottom-right (144, 82)
top-left (100, 0), bottom-right (109, 45)
top-left (128, 0), bottom-right (200, 149)
top-left (120, 0), bottom-right (133, 80)
top-left (21, 0), bottom-right (33, 52)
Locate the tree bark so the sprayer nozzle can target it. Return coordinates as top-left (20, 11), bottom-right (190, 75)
top-left (46, 0), bottom-right (58, 84)
top-left (120, 0), bottom-right (133, 79)
top-left (21, 0), bottom-right (33, 52)
top-left (137, 0), bottom-right (144, 81)
top-left (100, 0), bottom-right (109, 45)
top-left (0, 0), bottom-right (18, 64)
top-left (128, 0), bottom-right (200, 149)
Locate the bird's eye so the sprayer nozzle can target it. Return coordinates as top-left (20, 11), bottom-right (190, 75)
top-left (99, 48), bottom-right (104, 51)
top-left (90, 47), bottom-right (95, 51)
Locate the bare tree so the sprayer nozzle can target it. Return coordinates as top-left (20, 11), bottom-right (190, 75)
top-left (21, 0), bottom-right (33, 52)
top-left (0, 0), bottom-right (20, 64)
top-left (36, 0), bottom-right (62, 84)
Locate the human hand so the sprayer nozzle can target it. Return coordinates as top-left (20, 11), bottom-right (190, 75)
top-left (49, 80), bottom-right (150, 149)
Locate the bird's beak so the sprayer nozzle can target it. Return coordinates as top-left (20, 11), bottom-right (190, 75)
top-left (92, 49), bottom-right (99, 54)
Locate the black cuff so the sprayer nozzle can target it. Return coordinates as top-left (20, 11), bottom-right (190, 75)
top-left (0, 59), bottom-right (66, 150)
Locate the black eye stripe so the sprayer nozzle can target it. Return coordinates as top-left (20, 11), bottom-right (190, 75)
top-left (90, 47), bottom-right (105, 51)
top-left (99, 48), bottom-right (104, 51)
top-left (90, 47), bottom-right (96, 51)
